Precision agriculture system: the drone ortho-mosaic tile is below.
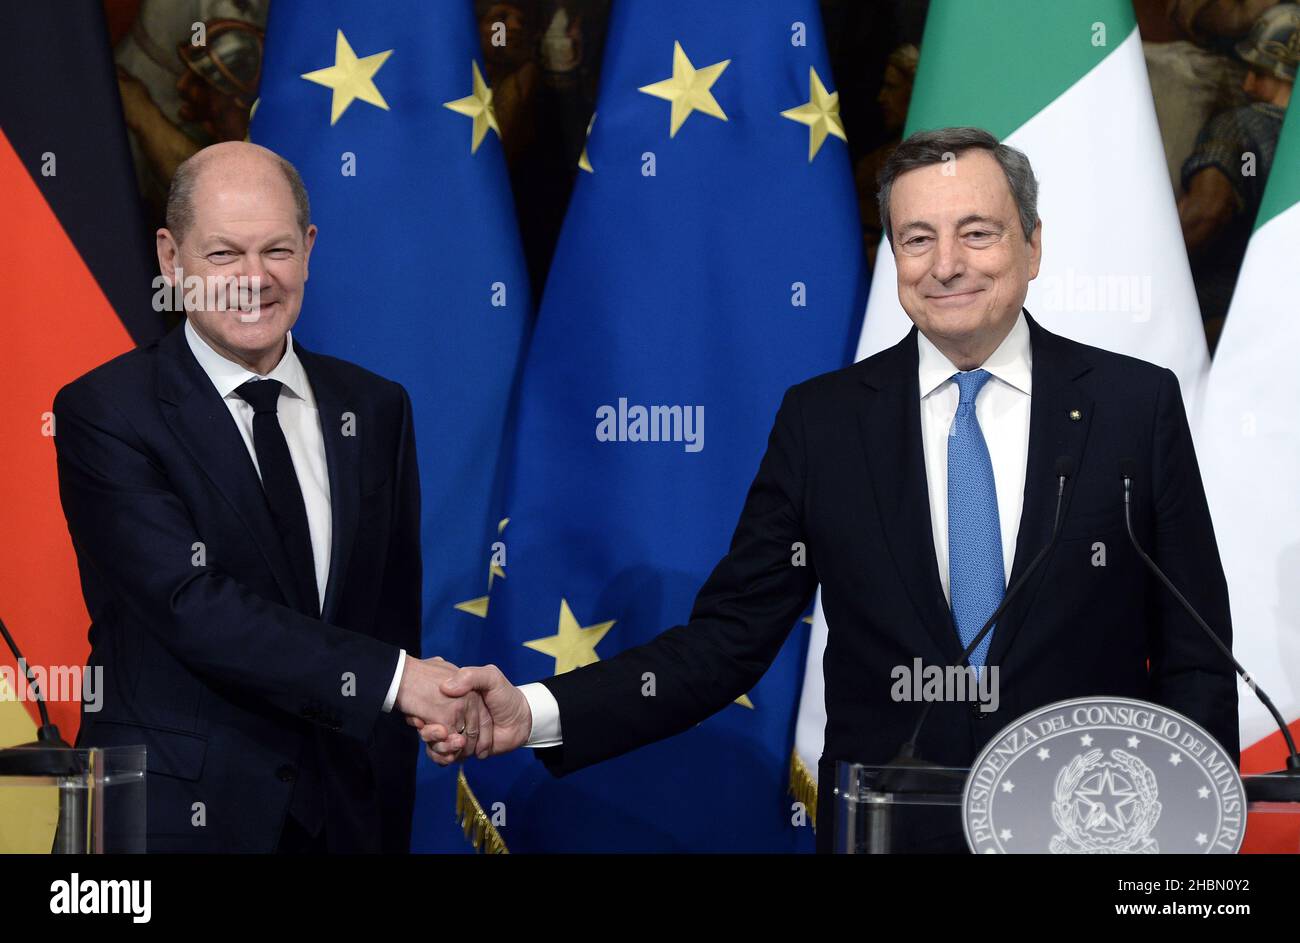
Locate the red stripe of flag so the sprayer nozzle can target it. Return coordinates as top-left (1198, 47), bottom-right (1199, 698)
top-left (0, 126), bottom-right (136, 741)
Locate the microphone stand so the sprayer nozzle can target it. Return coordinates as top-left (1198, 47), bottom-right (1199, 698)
top-left (855, 459), bottom-right (1073, 852)
top-left (1121, 465), bottom-right (1300, 803)
top-left (0, 615), bottom-right (86, 852)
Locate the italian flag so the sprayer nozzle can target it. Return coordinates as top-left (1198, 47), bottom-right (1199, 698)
top-left (1197, 95), bottom-right (1300, 853)
top-left (793, 0), bottom-right (1212, 829)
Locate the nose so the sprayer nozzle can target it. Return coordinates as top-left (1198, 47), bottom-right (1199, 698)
top-left (239, 251), bottom-right (268, 284)
top-left (237, 254), bottom-right (273, 308)
top-left (930, 231), bottom-right (966, 284)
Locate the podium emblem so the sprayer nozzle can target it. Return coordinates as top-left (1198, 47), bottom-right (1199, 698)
top-left (962, 696), bottom-right (1244, 853)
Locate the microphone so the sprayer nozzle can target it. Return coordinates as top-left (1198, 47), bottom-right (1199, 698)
top-left (0, 615), bottom-right (68, 749)
top-left (845, 458), bottom-right (1076, 852)
top-left (0, 615), bottom-right (86, 852)
top-left (1119, 459), bottom-right (1300, 803)
top-left (891, 454), bottom-right (1076, 768)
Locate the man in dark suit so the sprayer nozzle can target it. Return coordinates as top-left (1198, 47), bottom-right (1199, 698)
top-left (54, 142), bottom-right (481, 853)
top-left (417, 127), bottom-right (1240, 852)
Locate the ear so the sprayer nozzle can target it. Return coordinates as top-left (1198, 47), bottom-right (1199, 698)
top-left (302, 224), bottom-right (318, 281)
top-left (1026, 218), bottom-right (1042, 281)
top-left (156, 228), bottom-right (180, 284)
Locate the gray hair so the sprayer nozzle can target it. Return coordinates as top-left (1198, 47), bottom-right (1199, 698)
top-left (165, 150), bottom-right (311, 244)
top-left (877, 127), bottom-right (1039, 247)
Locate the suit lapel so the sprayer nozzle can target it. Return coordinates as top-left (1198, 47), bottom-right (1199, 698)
top-left (155, 325), bottom-right (309, 614)
top-left (855, 329), bottom-right (965, 664)
top-left (295, 341), bottom-right (359, 625)
top-left (986, 312), bottom-right (1094, 666)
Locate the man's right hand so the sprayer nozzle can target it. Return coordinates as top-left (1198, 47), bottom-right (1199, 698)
top-left (412, 665), bottom-right (533, 764)
top-left (394, 656), bottom-right (483, 761)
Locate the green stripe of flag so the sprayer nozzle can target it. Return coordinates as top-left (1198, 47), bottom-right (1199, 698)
top-left (905, 0), bottom-right (1136, 140)
top-left (1254, 97), bottom-right (1300, 232)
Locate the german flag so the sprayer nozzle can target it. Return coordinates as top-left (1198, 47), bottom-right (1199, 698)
top-left (0, 2), bottom-right (163, 781)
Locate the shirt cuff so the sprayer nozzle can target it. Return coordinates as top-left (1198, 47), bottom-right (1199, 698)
top-left (381, 650), bottom-right (406, 713)
top-left (519, 682), bottom-right (562, 747)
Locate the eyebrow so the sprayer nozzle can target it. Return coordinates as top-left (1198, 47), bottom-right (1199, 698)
top-left (955, 214), bottom-right (1004, 230)
top-left (896, 215), bottom-right (1005, 238)
top-left (202, 234), bottom-right (298, 250)
top-left (896, 220), bottom-right (936, 237)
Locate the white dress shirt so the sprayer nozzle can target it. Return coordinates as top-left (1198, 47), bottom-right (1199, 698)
top-left (919, 310), bottom-right (1032, 602)
top-left (184, 319), bottom-right (406, 712)
top-left (518, 311), bottom-right (1034, 748)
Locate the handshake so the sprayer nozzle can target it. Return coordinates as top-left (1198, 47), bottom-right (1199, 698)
top-left (394, 656), bottom-right (532, 765)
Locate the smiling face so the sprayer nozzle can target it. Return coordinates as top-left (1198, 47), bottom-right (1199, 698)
top-left (889, 148), bottom-right (1041, 369)
top-left (157, 143), bottom-right (316, 375)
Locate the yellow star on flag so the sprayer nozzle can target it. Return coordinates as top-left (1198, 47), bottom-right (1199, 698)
top-left (454, 518), bottom-right (510, 618)
top-left (301, 29), bottom-right (393, 126)
top-left (524, 599), bottom-right (614, 675)
top-left (443, 60), bottom-right (500, 154)
top-left (638, 41), bottom-right (730, 138)
top-left (454, 595), bottom-right (490, 618)
top-left (578, 112), bottom-right (595, 173)
top-left (780, 67), bottom-right (847, 161)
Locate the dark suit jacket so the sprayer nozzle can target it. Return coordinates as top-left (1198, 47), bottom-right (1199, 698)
top-left (54, 323), bottom-right (421, 853)
top-left (536, 311), bottom-right (1239, 851)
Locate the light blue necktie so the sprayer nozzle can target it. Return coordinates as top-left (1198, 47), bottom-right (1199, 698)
top-left (947, 369), bottom-right (1005, 669)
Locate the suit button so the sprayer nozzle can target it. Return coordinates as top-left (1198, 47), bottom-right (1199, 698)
top-left (276, 765), bottom-right (297, 782)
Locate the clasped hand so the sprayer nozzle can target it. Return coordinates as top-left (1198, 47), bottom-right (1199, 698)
top-left (396, 658), bottom-right (530, 766)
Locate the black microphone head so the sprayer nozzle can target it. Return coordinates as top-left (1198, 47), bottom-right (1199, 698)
top-left (1119, 458), bottom-right (1137, 482)
top-left (1054, 455), bottom-right (1074, 479)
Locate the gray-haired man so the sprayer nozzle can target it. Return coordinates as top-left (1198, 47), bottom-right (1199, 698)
top-left (424, 127), bottom-right (1239, 853)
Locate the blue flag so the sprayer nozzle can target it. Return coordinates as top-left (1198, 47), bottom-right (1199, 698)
top-left (251, 0), bottom-right (531, 852)
top-left (464, 0), bottom-right (866, 852)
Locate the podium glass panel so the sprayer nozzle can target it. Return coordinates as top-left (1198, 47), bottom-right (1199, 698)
top-left (0, 746), bottom-right (145, 854)
top-left (834, 761), bottom-right (1300, 853)
top-left (833, 762), bottom-right (969, 854)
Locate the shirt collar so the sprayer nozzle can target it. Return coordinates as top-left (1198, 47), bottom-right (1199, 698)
top-left (917, 308), bottom-right (1032, 399)
top-left (183, 318), bottom-right (314, 406)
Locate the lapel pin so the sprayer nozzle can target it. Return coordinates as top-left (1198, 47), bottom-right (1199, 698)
top-left (1069, 409), bottom-right (1082, 421)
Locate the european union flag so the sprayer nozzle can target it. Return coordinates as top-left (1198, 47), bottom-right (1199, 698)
top-left (251, 0), bottom-right (531, 852)
top-left (464, 0), bottom-right (866, 851)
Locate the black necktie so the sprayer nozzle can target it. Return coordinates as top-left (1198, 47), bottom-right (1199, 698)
top-left (234, 379), bottom-right (320, 616)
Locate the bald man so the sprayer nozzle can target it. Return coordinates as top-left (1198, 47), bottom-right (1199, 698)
top-left (53, 143), bottom-right (480, 853)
